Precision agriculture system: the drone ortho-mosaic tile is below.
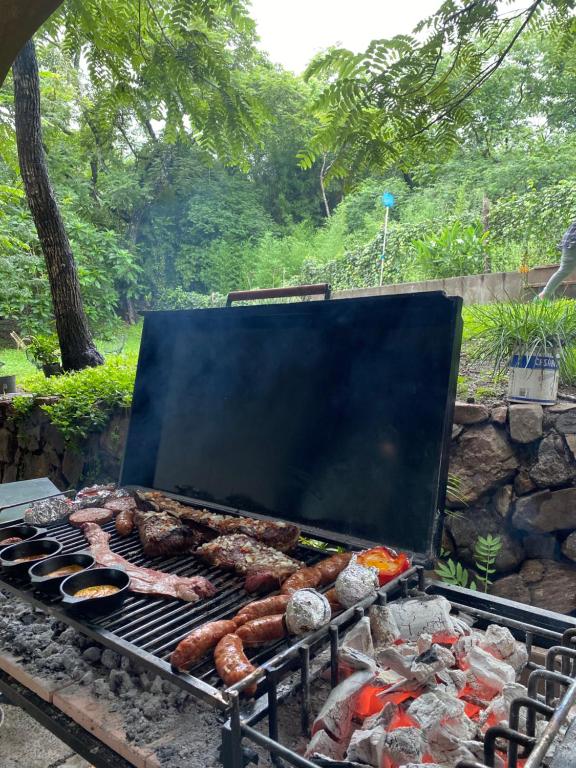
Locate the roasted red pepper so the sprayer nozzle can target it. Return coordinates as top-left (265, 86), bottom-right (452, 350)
top-left (356, 546), bottom-right (410, 585)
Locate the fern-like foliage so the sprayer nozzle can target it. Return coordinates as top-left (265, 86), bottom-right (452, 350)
top-left (474, 534), bottom-right (502, 593)
top-left (435, 558), bottom-right (477, 590)
top-left (43, 0), bottom-right (266, 166)
top-left (301, 0), bottom-right (569, 181)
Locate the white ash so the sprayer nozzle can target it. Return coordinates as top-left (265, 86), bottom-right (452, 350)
top-left (339, 646), bottom-right (377, 672)
top-left (479, 624), bottom-right (529, 674)
top-left (416, 633), bottom-right (432, 654)
top-left (312, 668), bottom-right (376, 743)
top-left (341, 617), bottom-right (374, 657)
top-left (387, 595), bottom-right (468, 641)
top-left (479, 682), bottom-right (528, 732)
top-left (369, 604), bottom-right (400, 647)
top-left (376, 643), bottom-right (455, 685)
top-left (465, 645), bottom-right (516, 696)
top-left (362, 701), bottom-right (398, 731)
top-left (347, 724), bottom-right (386, 765)
top-left (305, 729), bottom-right (346, 760)
top-left (382, 726), bottom-right (425, 764)
top-left (407, 689), bottom-right (467, 732)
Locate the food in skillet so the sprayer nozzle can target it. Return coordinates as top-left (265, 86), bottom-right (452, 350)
top-left (82, 523), bottom-right (215, 602)
top-left (46, 564), bottom-right (84, 578)
top-left (195, 534), bottom-right (302, 592)
top-left (74, 584), bottom-right (120, 599)
top-left (1, 537), bottom-right (23, 546)
top-left (13, 553), bottom-right (49, 563)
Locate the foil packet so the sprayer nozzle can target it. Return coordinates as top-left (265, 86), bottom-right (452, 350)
top-left (74, 484), bottom-right (129, 509)
top-left (24, 497), bottom-right (73, 525)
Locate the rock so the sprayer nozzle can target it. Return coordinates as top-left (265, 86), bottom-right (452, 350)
top-left (491, 406), bottom-right (508, 426)
top-left (514, 469), bottom-right (536, 496)
top-left (454, 402), bottom-right (490, 425)
top-left (20, 451), bottom-right (51, 480)
top-left (565, 434), bottom-right (576, 461)
top-left (446, 507), bottom-right (524, 573)
top-left (82, 646), bottom-right (102, 663)
top-left (18, 422), bottom-right (42, 453)
top-left (523, 534), bottom-right (558, 560)
top-left (562, 532), bottom-right (576, 562)
top-left (100, 410), bottom-right (129, 460)
top-left (492, 559), bottom-right (576, 614)
top-left (452, 424), bottom-right (464, 440)
top-left (0, 428), bottom-right (14, 463)
top-left (449, 424), bottom-right (518, 504)
top-left (493, 485), bottom-right (513, 518)
top-left (62, 448), bottom-right (84, 486)
top-left (44, 422), bottom-right (66, 456)
top-left (508, 404), bottom-right (543, 444)
top-left (513, 488), bottom-right (576, 533)
top-left (101, 649), bottom-right (120, 669)
top-left (529, 434), bottom-right (575, 488)
top-left (547, 403), bottom-right (576, 413)
top-left (555, 408), bottom-right (576, 434)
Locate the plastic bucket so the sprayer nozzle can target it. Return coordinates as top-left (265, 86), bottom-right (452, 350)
top-left (508, 351), bottom-right (559, 405)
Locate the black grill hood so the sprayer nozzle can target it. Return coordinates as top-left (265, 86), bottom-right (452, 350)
top-left (120, 292), bottom-right (463, 562)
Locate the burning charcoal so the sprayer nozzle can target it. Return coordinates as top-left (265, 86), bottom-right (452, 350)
top-left (377, 643), bottom-right (455, 686)
top-left (285, 589), bottom-right (331, 635)
top-left (397, 764), bottom-right (443, 768)
top-left (362, 701), bottom-right (399, 731)
top-left (465, 645), bottom-right (516, 696)
top-left (435, 667), bottom-right (466, 694)
top-left (339, 647), bottom-right (377, 672)
top-left (407, 690), bottom-right (471, 734)
top-left (335, 558), bottom-right (379, 609)
top-left (304, 729), bottom-right (346, 761)
top-left (388, 596), bottom-right (469, 642)
top-left (347, 724), bottom-right (386, 766)
top-left (341, 617), bottom-right (374, 658)
top-left (312, 668), bottom-right (376, 742)
top-left (416, 633), bottom-right (432, 654)
top-left (382, 727), bottom-right (425, 765)
top-left (369, 604), bottom-right (400, 648)
top-left (24, 497), bottom-right (72, 525)
top-left (479, 682), bottom-right (528, 732)
top-left (479, 624), bottom-right (529, 674)
top-left (427, 723), bottom-right (494, 768)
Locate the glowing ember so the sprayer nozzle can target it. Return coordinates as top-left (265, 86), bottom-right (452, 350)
top-left (387, 709), bottom-right (419, 730)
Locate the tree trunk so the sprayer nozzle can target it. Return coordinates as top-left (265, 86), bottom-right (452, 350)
top-left (320, 153), bottom-right (332, 218)
top-left (482, 193), bottom-right (491, 273)
top-left (12, 40), bottom-right (103, 372)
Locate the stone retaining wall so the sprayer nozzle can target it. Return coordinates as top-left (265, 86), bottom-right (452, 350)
top-left (3, 397), bottom-right (576, 614)
top-left (0, 401), bottom-right (129, 490)
top-left (447, 400), bottom-right (576, 614)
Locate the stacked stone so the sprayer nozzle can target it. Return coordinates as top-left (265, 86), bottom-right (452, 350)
top-left (448, 400), bottom-right (576, 613)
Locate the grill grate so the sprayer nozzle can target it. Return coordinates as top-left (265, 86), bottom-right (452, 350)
top-left (0, 515), bottom-right (328, 707)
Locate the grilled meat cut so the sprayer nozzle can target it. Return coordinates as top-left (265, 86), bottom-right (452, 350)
top-left (196, 534), bottom-right (302, 593)
top-left (82, 523), bottom-right (215, 602)
top-left (135, 490), bottom-right (300, 552)
top-left (134, 508), bottom-right (204, 558)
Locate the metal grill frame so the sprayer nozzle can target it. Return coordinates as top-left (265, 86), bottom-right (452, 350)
top-left (220, 568), bottom-right (576, 768)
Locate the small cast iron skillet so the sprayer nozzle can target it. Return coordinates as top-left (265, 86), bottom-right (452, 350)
top-left (60, 567), bottom-right (130, 616)
top-left (0, 538), bottom-right (63, 577)
top-left (0, 524), bottom-right (46, 552)
top-left (29, 552), bottom-right (95, 595)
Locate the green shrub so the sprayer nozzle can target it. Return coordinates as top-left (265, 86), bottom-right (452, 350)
top-left (17, 357), bottom-right (136, 443)
top-left (466, 299), bottom-right (576, 382)
top-left (411, 221), bottom-right (488, 280)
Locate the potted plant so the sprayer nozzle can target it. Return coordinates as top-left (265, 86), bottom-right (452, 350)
top-left (466, 299), bottom-right (576, 405)
top-left (0, 360), bottom-right (15, 394)
top-left (23, 334), bottom-right (62, 377)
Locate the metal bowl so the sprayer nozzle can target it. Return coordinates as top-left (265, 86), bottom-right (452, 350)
top-left (0, 538), bottom-right (63, 577)
top-left (60, 567), bottom-right (130, 616)
top-left (29, 552), bottom-right (95, 595)
top-left (0, 524), bottom-right (46, 552)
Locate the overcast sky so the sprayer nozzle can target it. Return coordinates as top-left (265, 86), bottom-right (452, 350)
top-left (249, 0), bottom-right (443, 73)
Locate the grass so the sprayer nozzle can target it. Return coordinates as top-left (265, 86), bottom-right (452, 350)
top-left (0, 322), bottom-right (143, 386)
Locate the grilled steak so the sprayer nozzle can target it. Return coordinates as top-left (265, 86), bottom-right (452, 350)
top-left (82, 523), bottom-right (216, 602)
top-left (196, 534), bottom-right (302, 592)
top-left (69, 508), bottom-right (113, 527)
top-left (135, 491), bottom-right (300, 552)
top-left (134, 508), bottom-right (205, 558)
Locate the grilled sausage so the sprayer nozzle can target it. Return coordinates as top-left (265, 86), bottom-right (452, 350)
top-left (315, 552), bottom-right (353, 586)
top-left (69, 508), bottom-right (113, 527)
top-left (234, 595), bottom-right (291, 626)
top-left (171, 620), bottom-right (238, 670)
top-left (281, 552), bottom-right (353, 595)
top-left (214, 634), bottom-right (258, 696)
top-left (115, 508), bottom-right (135, 537)
top-left (235, 615), bottom-right (287, 646)
top-left (324, 587), bottom-right (343, 613)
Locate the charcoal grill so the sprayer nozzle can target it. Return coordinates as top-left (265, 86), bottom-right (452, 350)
top-left (5, 286), bottom-right (570, 767)
top-left (224, 568), bottom-right (576, 768)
